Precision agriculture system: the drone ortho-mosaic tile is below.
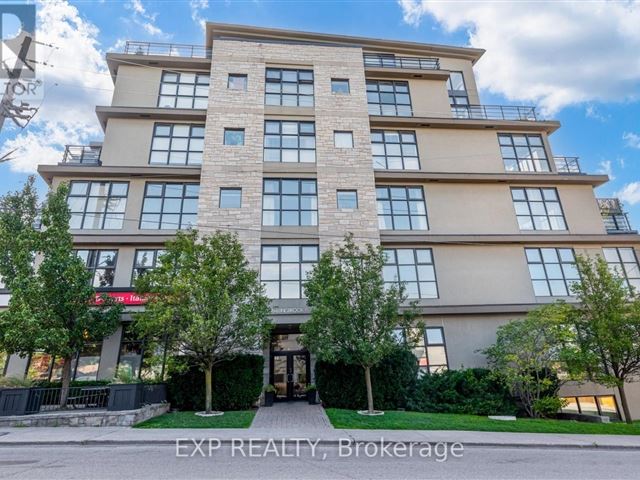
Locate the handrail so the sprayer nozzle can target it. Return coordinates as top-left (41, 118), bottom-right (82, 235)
top-left (554, 156), bottom-right (581, 174)
top-left (61, 145), bottom-right (102, 165)
top-left (451, 104), bottom-right (539, 121)
top-left (364, 53), bottom-right (440, 70)
top-left (598, 198), bottom-right (634, 233)
top-left (123, 41), bottom-right (212, 59)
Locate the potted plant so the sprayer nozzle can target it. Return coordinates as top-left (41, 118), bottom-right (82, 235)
top-left (263, 384), bottom-right (276, 407)
top-left (305, 384), bottom-right (318, 405)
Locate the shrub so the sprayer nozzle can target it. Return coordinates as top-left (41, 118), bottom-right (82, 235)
top-left (167, 354), bottom-right (263, 411)
top-left (407, 368), bottom-right (518, 416)
top-left (0, 376), bottom-right (33, 388)
top-left (533, 396), bottom-right (568, 418)
top-left (33, 379), bottom-right (111, 388)
top-left (315, 346), bottom-right (418, 410)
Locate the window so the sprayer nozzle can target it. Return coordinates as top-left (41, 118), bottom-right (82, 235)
top-left (140, 183), bottom-right (199, 230)
top-left (26, 345), bottom-right (102, 382)
top-left (334, 131), bottom-right (353, 148)
top-left (74, 342), bottom-right (102, 381)
top-left (511, 187), bottom-right (566, 230)
top-left (264, 121), bottom-right (316, 163)
top-left (383, 248), bottom-right (437, 298)
top-left (337, 190), bottom-right (358, 209)
top-left (447, 71), bottom-right (469, 116)
top-left (395, 327), bottom-right (449, 374)
top-left (526, 248), bottom-right (579, 297)
top-left (132, 249), bottom-right (165, 283)
top-left (262, 179), bottom-right (318, 226)
top-left (117, 324), bottom-right (143, 378)
top-left (26, 353), bottom-right (61, 381)
top-left (371, 130), bottom-right (419, 170)
top-left (331, 78), bottom-right (350, 94)
top-left (265, 68), bottom-right (314, 107)
top-left (366, 80), bottom-right (412, 116)
top-left (260, 245), bottom-right (319, 299)
top-left (158, 71), bottom-right (209, 109)
top-left (561, 395), bottom-right (620, 420)
top-left (150, 123), bottom-right (204, 166)
top-left (224, 128), bottom-right (245, 146)
top-left (602, 247), bottom-right (640, 292)
top-left (376, 186), bottom-right (428, 230)
top-left (76, 249), bottom-right (118, 288)
top-left (228, 73), bottom-right (247, 91)
top-left (220, 188), bottom-right (242, 208)
top-left (68, 181), bottom-right (129, 230)
top-left (499, 134), bottom-right (549, 172)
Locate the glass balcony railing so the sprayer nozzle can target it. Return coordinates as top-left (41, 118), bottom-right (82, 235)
top-left (554, 156), bottom-right (581, 174)
top-left (123, 41), bottom-right (212, 59)
top-left (61, 145), bottom-right (101, 165)
top-left (451, 104), bottom-right (539, 121)
top-left (363, 53), bottom-right (440, 70)
top-left (598, 198), bottom-right (635, 233)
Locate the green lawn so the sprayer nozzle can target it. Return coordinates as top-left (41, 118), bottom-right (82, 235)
top-left (135, 410), bottom-right (256, 429)
top-left (325, 409), bottom-right (640, 435)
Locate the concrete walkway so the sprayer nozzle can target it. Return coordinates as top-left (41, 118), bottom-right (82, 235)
top-left (250, 402), bottom-right (332, 430)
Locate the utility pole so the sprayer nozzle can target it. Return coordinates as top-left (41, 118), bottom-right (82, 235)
top-left (0, 34), bottom-right (36, 132)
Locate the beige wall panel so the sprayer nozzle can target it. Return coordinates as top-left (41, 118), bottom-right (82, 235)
top-left (112, 65), bottom-right (162, 108)
top-left (100, 119), bottom-right (154, 167)
top-left (408, 78), bottom-right (452, 119)
top-left (438, 58), bottom-right (479, 104)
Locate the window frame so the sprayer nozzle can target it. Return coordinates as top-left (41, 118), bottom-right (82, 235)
top-left (376, 185), bottom-right (428, 231)
top-left (75, 249), bottom-right (119, 288)
top-left (498, 133), bottom-right (550, 173)
top-left (260, 245), bottom-right (319, 299)
top-left (131, 249), bottom-right (165, 285)
top-left (447, 71), bottom-right (469, 110)
top-left (149, 123), bottom-right (204, 166)
top-left (337, 190), bottom-right (358, 210)
top-left (140, 182), bottom-right (200, 230)
top-left (264, 120), bottom-right (316, 163)
top-left (219, 187), bottom-right (242, 208)
top-left (68, 181), bottom-right (129, 230)
top-left (265, 68), bottom-right (314, 107)
top-left (511, 187), bottom-right (567, 231)
top-left (262, 179), bottom-right (318, 227)
top-left (157, 71), bottom-right (209, 109)
top-left (227, 73), bottom-right (248, 91)
top-left (366, 80), bottom-right (412, 116)
top-left (371, 129), bottom-right (420, 170)
top-left (331, 78), bottom-right (350, 94)
top-left (334, 131), bottom-right (354, 148)
top-left (383, 248), bottom-right (438, 299)
top-left (525, 247), bottom-right (579, 297)
top-left (561, 395), bottom-right (621, 420)
top-left (224, 128), bottom-right (245, 146)
top-left (602, 247), bottom-right (640, 292)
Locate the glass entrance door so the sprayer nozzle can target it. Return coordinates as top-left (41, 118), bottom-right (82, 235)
top-left (271, 352), bottom-right (309, 401)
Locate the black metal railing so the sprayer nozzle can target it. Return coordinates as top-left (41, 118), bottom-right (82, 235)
top-left (364, 53), bottom-right (440, 70)
top-left (123, 41), bottom-right (212, 59)
top-left (25, 386), bottom-right (110, 414)
top-left (61, 145), bottom-right (102, 165)
top-left (598, 198), bottom-right (634, 233)
top-left (451, 104), bottom-right (539, 121)
top-left (554, 156), bottom-right (581, 173)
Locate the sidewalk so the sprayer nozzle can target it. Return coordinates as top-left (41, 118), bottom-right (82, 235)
top-left (1, 426), bottom-right (640, 449)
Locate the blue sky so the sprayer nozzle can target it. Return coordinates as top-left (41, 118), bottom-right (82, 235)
top-left (2, 0), bottom-right (640, 226)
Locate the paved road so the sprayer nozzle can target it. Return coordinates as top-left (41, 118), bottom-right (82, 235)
top-left (0, 443), bottom-right (637, 479)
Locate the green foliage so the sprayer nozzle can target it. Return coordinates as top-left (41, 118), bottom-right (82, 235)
top-left (135, 410), bottom-right (256, 429)
top-left (134, 230), bottom-right (272, 413)
top-left (166, 355), bottom-right (264, 411)
top-left (33, 379), bottom-right (110, 388)
top-left (565, 254), bottom-right (640, 423)
top-left (533, 396), bottom-right (568, 418)
top-left (315, 346), bottom-right (418, 410)
top-left (0, 375), bottom-right (33, 388)
top-left (483, 303), bottom-right (574, 418)
top-left (407, 368), bottom-right (518, 416)
top-left (112, 369), bottom-right (142, 384)
top-left (263, 384), bottom-right (276, 393)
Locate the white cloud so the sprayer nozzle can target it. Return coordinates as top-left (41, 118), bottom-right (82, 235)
top-left (623, 132), bottom-right (640, 149)
top-left (616, 182), bottom-right (640, 206)
top-left (585, 105), bottom-right (610, 123)
top-left (398, 1), bottom-right (640, 114)
top-left (598, 160), bottom-right (615, 180)
top-left (1, 0), bottom-right (112, 173)
top-left (190, 0), bottom-right (209, 33)
top-left (124, 0), bottom-right (168, 38)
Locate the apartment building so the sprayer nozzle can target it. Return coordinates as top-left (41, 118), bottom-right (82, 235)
top-left (2, 23), bottom-right (639, 420)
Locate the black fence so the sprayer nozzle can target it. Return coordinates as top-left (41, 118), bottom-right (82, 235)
top-left (25, 386), bottom-right (110, 414)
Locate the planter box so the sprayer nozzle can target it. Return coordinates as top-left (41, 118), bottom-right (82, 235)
top-left (264, 392), bottom-right (274, 407)
top-left (307, 391), bottom-right (318, 405)
top-left (0, 388), bottom-right (31, 416)
top-left (108, 384), bottom-right (142, 411)
top-left (142, 384), bottom-right (167, 405)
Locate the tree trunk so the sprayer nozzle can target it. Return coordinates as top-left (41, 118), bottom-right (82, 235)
top-left (364, 366), bottom-right (374, 414)
top-left (204, 366), bottom-right (212, 414)
top-left (618, 382), bottom-right (633, 424)
top-left (59, 355), bottom-right (73, 408)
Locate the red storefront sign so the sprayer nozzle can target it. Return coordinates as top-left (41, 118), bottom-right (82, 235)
top-left (94, 292), bottom-right (147, 306)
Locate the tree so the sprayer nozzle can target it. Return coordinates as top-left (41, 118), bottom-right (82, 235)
top-left (300, 235), bottom-right (418, 415)
top-left (483, 303), bottom-right (575, 418)
top-left (566, 254), bottom-right (640, 424)
top-left (134, 230), bottom-right (272, 415)
top-left (0, 178), bottom-right (123, 405)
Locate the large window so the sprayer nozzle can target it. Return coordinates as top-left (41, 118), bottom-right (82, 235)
top-left (140, 183), bottom-right (199, 230)
top-left (132, 249), bottom-right (165, 283)
top-left (525, 247), bottom-right (579, 297)
top-left (383, 248), bottom-right (437, 298)
top-left (26, 344), bottom-right (102, 382)
top-left (158, 71), bottom-right (209, 109)
top-left (68, 181), bottom-right (129, 230)
top-left (376, 186), bottom-right (428, 230)
top-left (75, 249), bottom-right (118, 288)
top-left (149, 123), bottom-right (204, 166)
top-left (117, 324), bottom-right (143, 378)
top-left (447, 71), bottom-right (469, 116)
top-left (561, 395), bottom-right (620, 420)
top-left (74, 342), bottom-right (102, 381)
top-left (264, 121), bottom-right (316, 163)
top-left (395, 327), bottom-right (449, 374)
top-left (260, 245), bottom-right (319, 299)
top-left (265, 68), bottom-right (314, 107)
top-left (366, 80), bottom-right (412, 116)
top-left (602, 247), bottom-right (640, 292)
top-left (262, 179), bottom-right (318, 226)
top-left (371, 130), bottom-right (420, 170)
top-left (499, 134), bottom-right (549, 172)
top-left (511, 187), bottom-right (566, 231)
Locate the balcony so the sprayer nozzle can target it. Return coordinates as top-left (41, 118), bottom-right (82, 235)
top-left (598, 198), bottom-right (635, 233)
top-left (61, 145), bottom-right (102, 165)
top-left (451, 104), bottom-right (539, 121)
top-left (123, 41), bottom-right (212, 59)
top-left (554, 156), bottom-right (581, 174)
top-left (363, 53), bottom-right (440, 70)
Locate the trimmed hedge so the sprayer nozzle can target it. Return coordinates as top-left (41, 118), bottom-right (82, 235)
top-left (167, 355), bottom-right (263, 411)
top-left (407, 368), bottom-right (518, 416)
top-left (315, 346), bottom-right (418, 410)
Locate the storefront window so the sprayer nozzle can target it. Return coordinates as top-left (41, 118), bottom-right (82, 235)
top-left (74, 343), bottom-right (102, 381)
top-left (117, 325), bottom-right (144, 378)
top-left (26, 352), bottom-right (54, 381)
top-left (561, 395), bottom-right (620, 420)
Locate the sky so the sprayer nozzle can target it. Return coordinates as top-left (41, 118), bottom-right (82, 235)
top-left (1, 0), bottom-right (640, 225)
